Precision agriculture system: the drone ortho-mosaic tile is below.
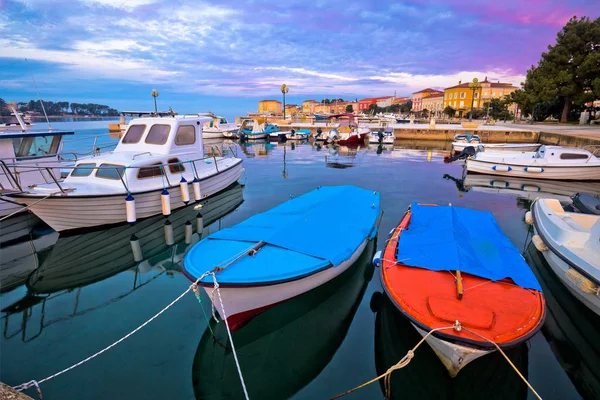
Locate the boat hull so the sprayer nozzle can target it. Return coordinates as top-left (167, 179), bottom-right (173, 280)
top-left (200, 237), bottom-right (370, 330)
top-left (11, 161), bottom-right (243, 232)
top-left (412, 324), bottom-right (492, 377)
top-left (466, 159), bottom-right (600, 181)
top-left (453, 142), bottom-right (540, 152)
top-left (202, 130), bottom-right (226, 139)
top-left (335, 133), bottom-right (368, 145)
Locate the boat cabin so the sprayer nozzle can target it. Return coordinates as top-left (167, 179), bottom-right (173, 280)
top-left (534, 145), bottom-right (598, 163)
top-left (64, 116), bottom-right (213, 192)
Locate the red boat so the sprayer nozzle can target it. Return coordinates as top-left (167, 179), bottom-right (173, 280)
top-left (324, 114), bottom-right (369, 145)
top-left (380, 203), bottom-right (545, 377)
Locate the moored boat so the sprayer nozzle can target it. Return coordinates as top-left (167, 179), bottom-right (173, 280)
top-left (238, 117), bottom-right (279, 140)
top-left (466, 145), bottom-right (600, 181)
top-left (452, 142), bottom-right (541, 153)
top-left (454, 133), bottom-right (481, 143)
top-left (199, 113), bottom-right (238, 138)
top-left (183, 185), bottom-right (381, 330)
top-left (379, 203), bottom-right (545, 376)
top-left (268, 129), bottom-right (311, 141)
top-left (528, 198), bottom-right (600, 316)
top-left (7, 115), bottom-right (243, 232)
top-left (368, 130), bottom-right (394, 144)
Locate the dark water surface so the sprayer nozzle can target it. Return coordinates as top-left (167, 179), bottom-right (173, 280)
top-left (1, 122), bottom-right (599, 400)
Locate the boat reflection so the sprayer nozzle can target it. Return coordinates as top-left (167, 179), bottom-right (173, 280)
top-left (239, 140), bottom-right (275, 157)
top-left (325, 144), bottom-right (363, 169)
top-left (525, 243), bottom-right (600, 400)
top-left (443, 172), bottom-right (600, 204)
top-left (191, 241), bottom-right (375, 399)
top-left (1, 183), bottom-right (244, 342)
top-left (371, 291), bottom-right (529, 399)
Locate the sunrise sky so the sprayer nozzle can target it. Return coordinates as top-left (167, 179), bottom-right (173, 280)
top-left (1, 0), bottom-right (599, 116)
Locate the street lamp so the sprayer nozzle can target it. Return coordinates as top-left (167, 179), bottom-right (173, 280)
top-left (468, 78), bottom-right (481, 121)
top-left (151, 89), bottom-right (159, 114)
top-left (281, 84), bottom-right (289, 120)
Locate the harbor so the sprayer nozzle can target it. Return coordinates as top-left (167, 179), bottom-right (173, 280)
top-left (0, 117), bottom-right (599, 400)
top-left (2, 2), bottom-right (600, 399)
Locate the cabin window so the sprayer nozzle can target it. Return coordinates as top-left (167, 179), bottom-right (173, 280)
top-left (167, 157), bottom-right (185, 174)
top-left (145, 124), bottom-right (171, 145)
top-left (220, 118), bottom-right (228, 124)
top-left (137, 163), bottom-right (164, 179)
top-left (122, 125), bottom-right (146, 144)
top-left (96, 163), bottom-right (125, 180)
top-left (560, 153), bottom-right (589, 160)
top-left (71, 163), bottom-right (96, 177)
top-left (14, 135), bottom-right (62, 158)
top-left (174, 125), bottom-right (196, 146)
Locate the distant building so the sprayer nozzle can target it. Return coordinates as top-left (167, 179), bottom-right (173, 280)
top-left (421, 93), bottom-right (444, 118)
top-left (302, 100), bottom-right (319, 114)
top-left (358, 96), bottom-right (395, 112)
top-left (443, 77), bottom-right (518, 117)
top-left (411, 89), bottom-right (444, 113)
top-left (285, 104), bottom-right (299, 116)
top-left (392, 97), bottom-right (410, 105)
top-left (258, 100), bottom-right (282, 114)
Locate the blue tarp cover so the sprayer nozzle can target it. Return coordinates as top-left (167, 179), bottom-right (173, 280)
top-left (397, 203), bottom-right (542, 291)
top-left (184, 185), bottom-right (380, 284)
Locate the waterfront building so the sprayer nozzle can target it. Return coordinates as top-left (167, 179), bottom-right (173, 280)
top-left (358, 96), bottom-right (395, 112)
top-left (285, 104), bottom-right (299, 116)
top-left (411, 89), bottom-right (444, 113)
top-left (393, 97), bottom-right (410, 105)
top-left (421, 93), bottom-right (444, 118)
top-left (302, 100), bottom-right (319, 114)
top-left (443, 77), bottom-right (518, 117)
top-left (258, 99), bottom-right (282, 114)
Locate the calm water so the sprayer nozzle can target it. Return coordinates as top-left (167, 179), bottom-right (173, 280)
top-left (1, 121), bottom-right (599, 400)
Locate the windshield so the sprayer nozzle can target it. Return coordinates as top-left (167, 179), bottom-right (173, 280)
top-left (13, 135), bottom-right (62, 158)
top-left (122, 125), bottom-right (146, 144)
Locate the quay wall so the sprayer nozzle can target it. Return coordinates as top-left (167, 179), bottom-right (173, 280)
top-left (286, 123), bottom-right (600, 148)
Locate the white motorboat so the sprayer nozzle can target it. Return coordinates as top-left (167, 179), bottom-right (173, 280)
top-left (467, 145), bottom-right (600, 180)
top-left (6, 115), bottom-right (243, 232)
top-left (368, 131), bottom-right (394, 144)
top-left (453, 142), bottom-right (541, 153)
top-left (528, 198), bottom-right (600, 316)
top-left (1, 129), bottom-right (75, 218)
top-left (199, 113), bottom-right (238, 139)
top-left (454, 133), bottom-right (480, 143)
top-left (268, 129), bottom-right (311, 141)
top-left (237, 118), bottom-right (278, 140)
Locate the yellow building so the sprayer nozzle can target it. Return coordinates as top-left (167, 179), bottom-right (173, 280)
top-left (421, 93), bottom-right (444, 117)
top-left (302, 100), bottom-right (319, 114)
top-left (443, 77), bottom-right (518, 117)
top-left (258, 99), bottom-right (282, 114)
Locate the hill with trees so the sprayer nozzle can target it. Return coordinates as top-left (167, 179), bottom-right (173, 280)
top-left (0, 98), bottom-right (120, 117)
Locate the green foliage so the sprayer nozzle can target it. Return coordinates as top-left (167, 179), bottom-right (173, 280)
top-left (321, 98), bottom-right (345, 104)
top-left (421, 108), bottom-right (429, 117)
top-left (520, 16), bottom-right (600, 122)
top-left (345, 104), bottom-right (353, 113)
top-left (443, 105), bottom-right (455, 117)
top-left (399, 100), bottom-right (412, 113)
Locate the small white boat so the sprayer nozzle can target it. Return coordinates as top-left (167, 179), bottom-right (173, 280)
top-left (237, 118), bottom-right (278, 140)
top-left (183, 185), bottom-right (381, 330)
top-left (1, 129), bottom-right (75, 218)
top-left (528, 198), bottom-right (600, 316)
top-left (7, 115), bottom-right (243, 232)
top-left (199, 113), bottom-right (238, 139)
top-left (467, 145), bottom-right (600, 181)
top-left (368, 131), bottom-right (394, 144)
top-left (269, 129), bottom-right (311, 141)
top-left (453, 142), bottom-right (541, 153)
top-left (454, 133), bottom-right (480, 143)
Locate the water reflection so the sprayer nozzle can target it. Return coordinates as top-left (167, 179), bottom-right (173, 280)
top-left (1, 183), bottom-right (244, 342)
top-left (191, 241), bottom-right (375, 399)
top-left (325, 144), bottom-right (363, 169)
top-left (443, 172), bottom-right (600, 204)
top-left (525, 243), bottom-right (600, 400)
top-left (371, 291), bottom-right (529, 400)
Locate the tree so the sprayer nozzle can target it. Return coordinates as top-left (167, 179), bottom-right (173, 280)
top-left (520, 16), bottom-right (600, 122)
top-left (443, 106), bottom-right (455, 117)
top-left (0, 98), bottom-right (8, 116)
top-left (345, 104), bottom-right (354, 113)
top-left (422, 108), bottom-right (429, 118)
top-left (399, 100), bottom-right (412, 113)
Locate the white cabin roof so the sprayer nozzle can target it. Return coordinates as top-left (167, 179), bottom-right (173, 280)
top-left (114, 115), bottom-right (211, 157)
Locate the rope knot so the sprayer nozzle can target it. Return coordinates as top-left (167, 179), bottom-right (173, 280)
top-left (191, 284), bottom-right (200, 296)
top-left (453, 320), bottom-right (462, 332)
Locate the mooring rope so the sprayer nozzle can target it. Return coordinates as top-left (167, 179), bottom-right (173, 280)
top-left (12, 270), bottom-right (250, 400)
top-left (329, 321), bottom-right (542, 400)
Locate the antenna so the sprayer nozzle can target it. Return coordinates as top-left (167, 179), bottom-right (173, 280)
top-left (26, 58), bottom-right (52, 131)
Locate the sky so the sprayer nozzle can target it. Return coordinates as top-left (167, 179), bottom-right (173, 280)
top-left (1, 0), bottom-right (599, 116)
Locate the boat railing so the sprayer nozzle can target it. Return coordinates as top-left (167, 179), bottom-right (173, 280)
top-left (2, 153), bottom-right (233, 194)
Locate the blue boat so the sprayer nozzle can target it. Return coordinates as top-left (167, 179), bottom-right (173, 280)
top-left (183, 185), bottom-right (381, 329)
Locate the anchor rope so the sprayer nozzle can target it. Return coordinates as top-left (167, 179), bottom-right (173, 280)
top-left (12, 269), bottom-right (251, 400)
top-left (330, 321), bottom-right (542, 400)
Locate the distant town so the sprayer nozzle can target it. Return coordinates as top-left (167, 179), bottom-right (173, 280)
top-left (257, 77), bottom-right (521, 121)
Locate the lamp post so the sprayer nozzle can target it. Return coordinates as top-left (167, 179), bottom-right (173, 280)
top-left (281, 84), bottom-right (289, 120)
top-left (468, 78), bottom-right (481, 121)
top-left (151, 89), bottom-right (159, 114)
